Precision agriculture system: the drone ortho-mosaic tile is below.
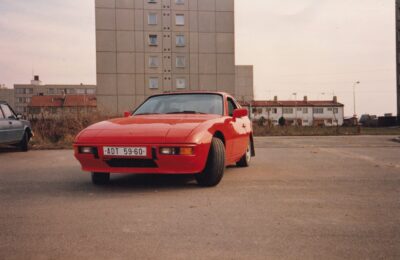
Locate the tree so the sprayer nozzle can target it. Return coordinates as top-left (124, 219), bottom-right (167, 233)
top-left (278, 116), bottom-right (286, 126)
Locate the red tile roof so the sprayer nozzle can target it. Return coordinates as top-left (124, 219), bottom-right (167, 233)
top-left (239, 100), bottom-right (344, 108)
top-left (29, 95), bottom-right (97, 107)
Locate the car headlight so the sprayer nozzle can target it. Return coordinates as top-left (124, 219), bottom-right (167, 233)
top-left (79, 146), bottom-right (95, 154)
top-left (159, 147), bottom-right (194, 155)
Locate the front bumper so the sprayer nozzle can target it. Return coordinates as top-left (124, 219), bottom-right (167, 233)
top-left (73, 143), bottom-right (210, 174)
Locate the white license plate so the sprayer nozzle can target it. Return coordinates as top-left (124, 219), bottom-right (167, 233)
top-left (103, 147), bottom-right (147, 157)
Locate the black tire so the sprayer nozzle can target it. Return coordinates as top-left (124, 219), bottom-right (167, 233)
top-left (236, 139), bottom-right (251, 167)
top-left (195, 138), bottom-right (225, 187)
top-left (19, 131), bottom-right (29, 152)
top-left (91, 172), bottom-right (110, 185)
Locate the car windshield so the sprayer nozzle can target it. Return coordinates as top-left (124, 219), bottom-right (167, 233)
top-left (134, 94), bottom-right (223, 116)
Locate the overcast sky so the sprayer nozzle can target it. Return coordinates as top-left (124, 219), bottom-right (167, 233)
top-left (0, 0), bottom-right (396, 116)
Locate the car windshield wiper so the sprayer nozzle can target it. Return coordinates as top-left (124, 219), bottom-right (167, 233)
top-left (166, 111), bottom-right (206, 114)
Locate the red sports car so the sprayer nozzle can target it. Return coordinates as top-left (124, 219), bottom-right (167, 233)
top-left (74, 92), bottom-right (255, 187)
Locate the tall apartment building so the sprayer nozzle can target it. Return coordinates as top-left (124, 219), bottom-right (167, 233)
top-left (0, 85), bottom-right (15, 108)
top-left (396, 0), bottom-right (400, 123)
top-left (95, 0), bottom-right (254, 114)
top-left (14, 76), bottom-right (96, 114)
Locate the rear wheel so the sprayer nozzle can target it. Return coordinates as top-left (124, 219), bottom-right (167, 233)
top-left (19, 131), bottom-right (29, 152)
top-left (195, 138), bottom-right (225, 187)
top-left (236, 139), bottom-right (251, 167)
top-left (91, 172), bottom-right (110, 185)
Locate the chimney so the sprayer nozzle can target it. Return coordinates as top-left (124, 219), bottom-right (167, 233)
top-left (274, 96), bottom-right (278, 102)
top-left (34, 75), bottom-right (39, 81)
top-left (303, 96), bottom-right (308, 102)
top-left (333, 96), bottom-right (338, 103)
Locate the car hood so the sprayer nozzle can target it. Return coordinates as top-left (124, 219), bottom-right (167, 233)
top-left (76, 114), bottom-right (220, 144)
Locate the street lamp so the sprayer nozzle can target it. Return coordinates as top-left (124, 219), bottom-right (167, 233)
top-left (353, 81), bottom-right (361, 117)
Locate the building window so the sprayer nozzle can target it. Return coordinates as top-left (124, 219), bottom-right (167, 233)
top-left (48, 88), bottom-right (55, 94)
top-left (313, 108), bottom-right (324, 114)
top-left (26, 88), bottom-right (33, 94)
top-left (65, 89), bottom-right (75, 94)
top-left (17, 97), bottom-right (24, 103)
top-left (16, 88), bottom-right (25, 94)
top-left (25, 97), bottom-right (31, 103)
top-left (148, 0), bottom-right (157, 3)
top-left (327, 107), bottom-right (333, 112)
top-left (175, 14), bottom-right (185, 26)
top-left (149, 56), bottom-right (159, 68)
top-left (76, 89), bottom-right (86, 95)
top-left (176, 78), bottom-right (186, 89)
top-left (175, 0), bottom-right (184, 4)
top-left (176, 35), bottom-right (185, 47)
top-left (303, 107), bottom-right (308, 114)
top-left (333, 108), bottom-right (339, 114)
top-left (86, 88), bottom-right (96, 94)
top-left (149, 34), bottom-right (158, 46)
top-left (176, 56), bottom-right (186, 68)
top-left (297, 107), bottom-right (302, 112)
top-left (272, 108), bottom-right (277, 114)
top-left (148, 13), bottom-right (158, 25)
top-left (283, 108), bottom-right (293, 114)
top-left (149, 78), bottom-right (159, 89)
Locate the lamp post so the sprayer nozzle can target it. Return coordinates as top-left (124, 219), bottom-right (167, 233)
top-left (352, 81), bottom-right (360, 117)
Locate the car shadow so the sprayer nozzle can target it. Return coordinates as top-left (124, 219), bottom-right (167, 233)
top-left (0, 145), bottom-right (22, 153)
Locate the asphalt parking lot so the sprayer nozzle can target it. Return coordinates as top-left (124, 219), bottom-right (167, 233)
top-left (0, 136), bottom-right (399, 259)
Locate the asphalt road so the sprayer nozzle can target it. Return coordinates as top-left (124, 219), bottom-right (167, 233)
top-left (0, 136), bottom-right (399, 259)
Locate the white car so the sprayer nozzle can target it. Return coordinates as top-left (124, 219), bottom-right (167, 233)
top-left (0, 101), bottom-right (33, 151)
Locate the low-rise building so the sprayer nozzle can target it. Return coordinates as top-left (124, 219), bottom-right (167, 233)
top-left (241, 96), bottom-right (344, 127)
top-left (28, 95), bottom-right (97, 118)
top-left (0, 85), bottom-right (15, 108)
top-left (14, 76), bottom-right (96, 114)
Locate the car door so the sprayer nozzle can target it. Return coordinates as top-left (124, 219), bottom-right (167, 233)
top-left (226, 98), bottom-right (248, 159)
top-left (0, 104), bottom-right (24, 143)
top-left (0, 106), bottom-right (11, 143)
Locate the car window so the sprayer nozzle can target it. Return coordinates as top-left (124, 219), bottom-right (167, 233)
top-left (0, 107), bottom-right (4, 119)
top-left (227, 98), bottom-right (237, 117)
top-left (0, 104), bottom-right (15, 119)
top-left (134, 94), bottom-right (224, 115)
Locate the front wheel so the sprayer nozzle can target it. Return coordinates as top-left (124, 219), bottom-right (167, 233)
top-left (195, 138), bottom-right (225, 187)
top-left (91, 172), bottom-right (110, 185)
top-left (236, 140), bottom-right (251, 167)
top-left (19, 131), bottom-right (29, 152)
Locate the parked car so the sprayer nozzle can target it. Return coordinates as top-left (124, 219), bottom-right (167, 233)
top-left (74, 92), bottom-right (255, 187)
top-left (0, 101), bottom-right (33, 151)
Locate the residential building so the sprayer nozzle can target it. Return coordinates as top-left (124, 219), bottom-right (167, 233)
top-left (95, 0), bottom-right (254, 114)
top-left (0, 85), bottom-right (15, 108)
top-left (241, 96), bottom-right (345, 127)
top-left (28, 95), bottom-right (97, 118)
top-left (396, 0), bottom-right (400, 123)
top-left (14, 76), bottom-right (96, 114)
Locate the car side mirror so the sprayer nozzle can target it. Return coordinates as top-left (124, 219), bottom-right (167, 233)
top-left (16, 114), bottom-right (23, 120)
top-left (233, 108), bottom-right (248, 119)
top-left (124, 111), bottom-right (131, 118)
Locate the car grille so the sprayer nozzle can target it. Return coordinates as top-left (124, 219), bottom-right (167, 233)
top-left (105, 159), bottom-right (158, 168)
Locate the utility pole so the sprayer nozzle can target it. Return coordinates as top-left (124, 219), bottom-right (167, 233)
top-left (352, 81), bottom-right (360, 117)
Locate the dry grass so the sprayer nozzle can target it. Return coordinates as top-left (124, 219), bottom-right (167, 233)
top-left (29, 113), bottom-right (113, 150)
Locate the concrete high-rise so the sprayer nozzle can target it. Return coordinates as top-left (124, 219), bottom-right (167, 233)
top-left (397, 0), bottom-right (400, 123)
top-left (95, 0), bottom-right (253, 114)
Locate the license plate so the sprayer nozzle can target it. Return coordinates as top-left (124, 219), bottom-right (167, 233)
top-left (103, 147), bottom-right (147, 157)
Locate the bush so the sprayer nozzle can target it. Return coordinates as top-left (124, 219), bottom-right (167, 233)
top-left (278, 116), bottom-right (286, 126)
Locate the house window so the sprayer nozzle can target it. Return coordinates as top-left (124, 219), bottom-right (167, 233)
top-left (149, 56), bottom-right (159, 68)
top-left (175, 14), bottom-right (185, 26)
top-left (313, 108), bottom-right (324, 114)
top-left (176, 78), bottom-right (186, 89)
top-left (149, 78), bottom-right (159, 89)
top-left (65, 89), bottom-right (75, 94)
top-left (283, 108), bottom-right (293, 114)
top-left (148, 13), bottom-right (158, 25)
top-left (257, 108), bottom-right (262, 114)
top-left (16, 88), bottom-right (25, 94)
top-left (176, 56), bottom-right (186, 68)
top-left (297, 107), bottom-right (302, 112)
top-left (303, 107), bottom-right (308, 114)
top-left (86, 88), bottom-right (96, 94)
top-left (176, 35), bottom-right (185, 47)
top-left (176, 0), bottom-right (184, 4)
top-left (327, 107), bottom-right (333, 112)
top-left (76, 89), bottom-right (86, 95)
top-left (148, 0), bottom-right (157, 3)
top-left (333, 108), bottom-right (339, 114)
top-left (272, 108), bottom-right (277, 114)
top-left (149, 34), bottom-right (158, 45)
